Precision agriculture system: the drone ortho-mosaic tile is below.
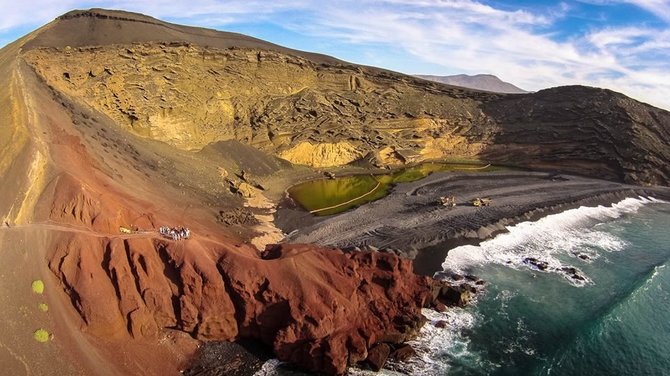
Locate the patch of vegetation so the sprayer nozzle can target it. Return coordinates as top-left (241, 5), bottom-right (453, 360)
top-left (33, 329), bottom-right (50, 343)
top-left (38, 303), bottom-right (49, 312)
top-left (31, 280), bottom-right (45, 294)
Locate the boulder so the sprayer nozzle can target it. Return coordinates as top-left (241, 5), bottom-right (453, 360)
top-left (365, 343), bottom-right (391, 371)
top-left (438, 285), bottom-right (473, 307)
top-left (390, 344), bottom-right (416, 362)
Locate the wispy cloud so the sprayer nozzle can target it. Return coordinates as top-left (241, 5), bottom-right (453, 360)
top-left (0, 0), bottom-right (669, 110)
top-left (290, 0), bottom-right (670, 109)
top-left (622, 0), bottom-right (670, 22)
top-left (279, 0), bottom-right (670, 108)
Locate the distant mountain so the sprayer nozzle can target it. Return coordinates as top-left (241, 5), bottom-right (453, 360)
top-left (416, 74), bottom-right (527, 93)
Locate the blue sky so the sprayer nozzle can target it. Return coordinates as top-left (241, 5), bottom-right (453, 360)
top-left (1, 0), bottom-right (669, 109)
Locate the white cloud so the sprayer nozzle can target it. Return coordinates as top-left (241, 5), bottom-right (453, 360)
top-left (0, 0), bottom-right (81, 31)
top-left (286, 0), bottom-right (670, 109)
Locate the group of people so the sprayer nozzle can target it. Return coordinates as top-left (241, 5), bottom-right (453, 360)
top-left (159, 226), bottom-right (191, 241)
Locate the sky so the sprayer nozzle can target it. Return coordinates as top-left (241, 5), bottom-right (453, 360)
top-left (1, 0), bottom-right (669, 110)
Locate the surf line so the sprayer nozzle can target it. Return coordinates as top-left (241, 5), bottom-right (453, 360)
top-left (309, 176), bottom-right (382, 214)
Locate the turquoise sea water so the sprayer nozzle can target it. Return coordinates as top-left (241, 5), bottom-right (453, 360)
top-left (259, 197), bottom-right (670, 376)
top-left (402, 197), bottom-right (670, 376)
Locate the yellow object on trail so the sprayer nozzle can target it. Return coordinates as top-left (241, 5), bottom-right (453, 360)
top-left (440, 196), bottom-right (456, 207)
top-left (31, 280), bottom-right (45, 294)
top-left (119, 226), bottom-right (132, 234)
top-left (33, 329), bottom-right (50, 343)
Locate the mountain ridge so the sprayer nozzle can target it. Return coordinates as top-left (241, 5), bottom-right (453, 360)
top-left (416, 73), bottom-right (527, 93)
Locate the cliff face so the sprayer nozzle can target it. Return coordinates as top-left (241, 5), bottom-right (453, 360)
top-left (49, 231), bottom-right (457, 375)
top-left (20, 9), bottom-right (670, 184)
top-left (23, 42), bottom-right (494, 168)
top-left (482, 86), bottom-right (670, 185)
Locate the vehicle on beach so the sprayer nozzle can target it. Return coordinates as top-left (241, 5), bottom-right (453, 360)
top-left (440, 196), bottom-right (457, 207)
top-left (471, 198), bottom-right (492, 207)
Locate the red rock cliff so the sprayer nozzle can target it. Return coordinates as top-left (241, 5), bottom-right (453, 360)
top-left (49, 232), bottom-right (457, 375)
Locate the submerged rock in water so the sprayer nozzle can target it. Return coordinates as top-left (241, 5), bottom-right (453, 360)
top-left (559, 266), bottom-right (586, 281)
top-left (523, 257), bottom-right (549, 271)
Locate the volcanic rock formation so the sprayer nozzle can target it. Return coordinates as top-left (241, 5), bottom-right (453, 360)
top-left (20, 9), bottom-right (670, 184)
top-left (49, 231), bottom-right (460, 374)
top-left (1, 7), bottom-right (670, 376)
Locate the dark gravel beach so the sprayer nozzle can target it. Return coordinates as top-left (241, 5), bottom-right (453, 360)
top-left (278, 171), bottom-right (670, 276)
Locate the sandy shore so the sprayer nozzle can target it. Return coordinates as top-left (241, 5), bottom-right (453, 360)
top-left (277, 171), bottom-right (670, 276)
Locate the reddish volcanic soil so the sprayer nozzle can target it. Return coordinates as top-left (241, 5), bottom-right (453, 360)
top-left (0, 29), bottom-right (466, 376)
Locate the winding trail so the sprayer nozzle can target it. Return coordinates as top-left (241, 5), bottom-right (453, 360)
top-left (0, 221), bottom-right (232, 248)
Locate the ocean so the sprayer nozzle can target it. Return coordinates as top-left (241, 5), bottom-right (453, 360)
top-left (258, 196), bottom-right (670, 376)
top-left (397, 196), bottom-right (670, 376)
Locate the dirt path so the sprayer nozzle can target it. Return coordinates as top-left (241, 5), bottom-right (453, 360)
top-left (2, 222), bottom-right (151, 238)
top-left (244, 190), bottom-right (285, 251)
top-left (0, 221), bottom-right (236, 251)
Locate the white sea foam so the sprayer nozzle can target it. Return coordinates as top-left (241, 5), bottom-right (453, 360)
top-left (383, 308), bottom-right (485, 376)
top-left (442, 197), bottom-right (657, 286)
top-left (253, 359), bottom-right (282, 376)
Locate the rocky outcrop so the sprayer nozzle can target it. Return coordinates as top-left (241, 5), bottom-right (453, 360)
top-left (481, 86), bottom-right (670, 186)
top-left (279, 141), bottom-right (363, 167)
top-left (48, 233), bottom-right (463, 375)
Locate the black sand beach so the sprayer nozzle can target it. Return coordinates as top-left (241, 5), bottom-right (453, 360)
top-left (278, 171), bottom-right (670, 276)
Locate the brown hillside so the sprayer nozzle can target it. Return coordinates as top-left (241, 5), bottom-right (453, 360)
top-left (20, 9), bottom-right (670, 183)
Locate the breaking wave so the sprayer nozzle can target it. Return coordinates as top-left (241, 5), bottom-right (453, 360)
top-left (441, 197), bottom-right (661, 286)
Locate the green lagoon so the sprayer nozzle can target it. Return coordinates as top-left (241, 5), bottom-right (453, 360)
top-left (288, 162), bottom-right (501, 216)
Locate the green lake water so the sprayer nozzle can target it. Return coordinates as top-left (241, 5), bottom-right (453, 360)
top-left (288, 162), bottom-right (501, 216)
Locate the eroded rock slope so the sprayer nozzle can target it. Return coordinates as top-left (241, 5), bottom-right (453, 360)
top-left (19, 9), bottom-right (670, 184)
